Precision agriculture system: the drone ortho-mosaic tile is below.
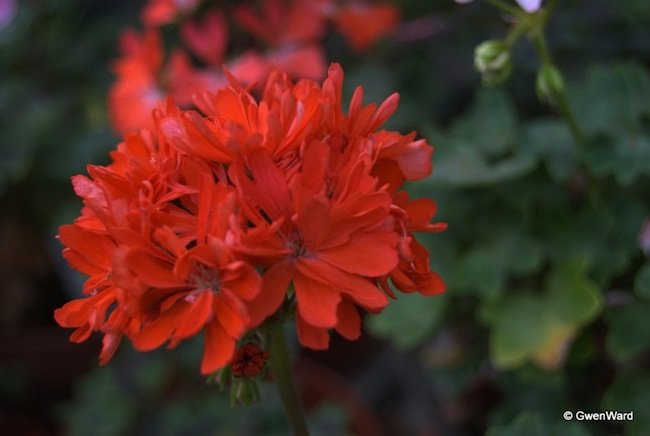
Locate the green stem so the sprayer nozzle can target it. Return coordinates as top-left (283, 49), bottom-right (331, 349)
top-left (505, 18), bottom-right (529, 48)
top-left (488, 0), bottom-right (524, 17)
top-left (269, 323), bottom-right (309, 436)
top-left (531, 28), bottom-right (584, 145)
top-left (531, 27), bottom-right (552, 65)
top-left (555, 89), bottom-right (584, 145)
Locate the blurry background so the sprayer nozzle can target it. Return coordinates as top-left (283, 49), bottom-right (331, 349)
top-left (1, 0), bottom-right (649, 434)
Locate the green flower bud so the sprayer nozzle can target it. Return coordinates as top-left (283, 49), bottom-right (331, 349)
top-left (474, 40), bottom-right (512, 86)
top-left (536, 64), bottom-right (565, 106)
top-left (230, 378), bottom-right (261, 406)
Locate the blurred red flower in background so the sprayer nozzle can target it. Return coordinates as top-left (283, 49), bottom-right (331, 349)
top-left (109, 0), bottom-right (401, 135)
top-left (142, 0), bottom-right (200, 27)
top-left (333, 3), bottom-right (399, 51)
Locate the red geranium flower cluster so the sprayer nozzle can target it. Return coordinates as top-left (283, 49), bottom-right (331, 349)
top-left (56, 64), bottom-right (445, 374)
top-left (110, 0), bottom-right (399, 133)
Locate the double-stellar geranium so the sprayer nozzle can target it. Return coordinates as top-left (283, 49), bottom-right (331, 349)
top-left (55, 64), bottom-right (446, 375)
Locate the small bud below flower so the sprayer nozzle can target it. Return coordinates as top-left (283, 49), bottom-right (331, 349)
top-left (231, 343), bottom-right (270, 378)
top-left (474, 40), bottom-right (512, 86)
top-left (536, 64), bottom-right (565, 106)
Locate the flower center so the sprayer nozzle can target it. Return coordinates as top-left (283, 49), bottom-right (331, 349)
top-left (287, 229), bottom-right (308, 258)
top-left (190, 264), bottom-right (221, 293)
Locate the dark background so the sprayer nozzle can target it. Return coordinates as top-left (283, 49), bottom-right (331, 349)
top-left (1, 0), bottom-right (649, 434)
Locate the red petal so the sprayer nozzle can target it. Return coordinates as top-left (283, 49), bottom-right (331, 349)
top-left (247, 260), bottom-right (293, 327)
top-left (99, 333), bottom-right (122, 365)
top-left (131, 306), bottom-right (182, 351)
top-left (393, 139), bottom-right (433, 181)
top-left (335, 300), bottom-right (361, 341)
top-left (370, 93), bottom-right (399, 131)
top-left (294, 188), bottom-right (330, 250)
top-left (69, 324), bottom-right (92, 343)
top-left (214, 290), bottom-right (247, 338)
top-left (296, 314), bottom-right (329, 350)
top-left (125, 249), bottom-right (184, 289)
top-left (153, 227), bottom-right (187, 259)
top-left (180, 11), bottom-right (228, 66)
top-left (171, 291), bottom-right (213, 343)
top-left (266, 45), bottom-right (326, 81)
top-left (220, 261), bottom-right (262, 301)
top-left (293, 268), bottom-right (341, 328)
top-left (201, 321), bottom-right (235, 374)
top-left (59, 224), bottom-right (114, 271)
top-left (297, 258), bottom-right (389, 311)
top-left (299, 140), bottom-right (329, 193)
top-left (63, 249), bottom-right (105, 277)
top-left (419, 271), bottom-right (446, 296)
top-left (233, 148), bottom-right (292, 221)
top-left (54, 299), bottom-right (87, 328)
top-left (317, 231), bottom-right (398, 276)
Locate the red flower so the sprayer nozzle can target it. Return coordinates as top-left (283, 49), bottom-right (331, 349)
top-left (55, 130), bottom-right (261, 374)
top-left (57, 63), bottom-right (445, 374)
top-left (232, 0), bottom-right (329, 80)
top-left (230, 147), bottom-right (395, 349)
top-left (123, 232), bottom-right (262, 374)
top-left (142, 0), bottom-right (200, 27)
top-left (334, 3), bottom-right (399, 51)
top-left (109, 30), bottom-right (165, 133)
top-left (233, 0), bottom-right (327, 46)
top-left (265, 45), bottom-right (327, 81)
top-left (180, 11), bottom-right (228, 66)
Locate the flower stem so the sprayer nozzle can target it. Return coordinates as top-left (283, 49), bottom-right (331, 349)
top-left (269, 322), bottom-right (309, 436)
top-left (488, 0), bottom-right (523, 17)
top-left (531, 30), bottom-right (584, 145)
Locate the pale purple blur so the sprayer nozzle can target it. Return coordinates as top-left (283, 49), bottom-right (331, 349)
top-left (0, 0), bottom-right (17, 30)
top-left (515, 0), bottom-right (543, 13)
top-left (453, 0), bottom-right (543, 13)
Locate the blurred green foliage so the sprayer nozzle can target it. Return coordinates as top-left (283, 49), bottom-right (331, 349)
top-left (60, 338), bottom-right (346, 436)
top-left (2, 0), bottom-right (649, 435)
top-left (364, 1), bottom-right (650, 435)
top-left (0, 0), bottom-right (132, 231)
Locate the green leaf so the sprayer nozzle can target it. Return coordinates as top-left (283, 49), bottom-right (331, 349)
top-left (603, 371), bottom-right (650, 436)
top-left (490, 295), bottom-right (548, 369)
top-left (606, 302), bottom-right (650, 361)
top-left (486, 411), bottom-right (544, 436)
top-left (583, 133), bottom-right (650, 185)
top-left (454, 243), bottom-right (507, 299)
top-left (452, 230), bottom-right (543, 299)
top-left (570, 64), bottom-right (650, 183)
top-left (570, 63), bottom-right (650, 137)
top-left (366, 292), bottom-right (447, 349)
top-left (521, 119), bottom-right (575, 181)
top-left (451, 88), bottom-right (517, 156)
top-left (489, 263), bottom-right (602, 370)
top-left (613, 0), bottom-right (650, 26)
top-left (544, 262), bottom-right (603, 325)
top-left (634, 263), bottom-right (650, 300)
top-left (539, 204), bottom-right (638, 283)
top-left (428, 137), bottom-right (538, 187)
top-left (425, 88), bottom-right (538, 187)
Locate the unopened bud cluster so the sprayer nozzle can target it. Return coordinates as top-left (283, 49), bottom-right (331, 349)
top-left (474, 40), bottom-right (512, 86)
